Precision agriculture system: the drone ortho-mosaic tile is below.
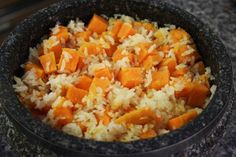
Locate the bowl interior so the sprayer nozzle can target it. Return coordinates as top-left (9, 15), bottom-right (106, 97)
top-left (0, 0), bottom-right (233, 156)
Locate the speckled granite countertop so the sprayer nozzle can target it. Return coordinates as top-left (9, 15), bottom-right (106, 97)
top-left (0, 0), bottom-right (235, 156)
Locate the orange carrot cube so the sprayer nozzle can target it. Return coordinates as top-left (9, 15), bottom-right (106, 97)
top-left (159, 57), bottom-right (177, 74)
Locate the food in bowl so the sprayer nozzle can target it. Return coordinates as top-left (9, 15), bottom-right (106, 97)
top-left (13, 14), bottom-right (216, 142)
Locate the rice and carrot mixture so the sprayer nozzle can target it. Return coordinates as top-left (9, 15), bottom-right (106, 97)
top-left (13, 14), bottom-right (216, 141)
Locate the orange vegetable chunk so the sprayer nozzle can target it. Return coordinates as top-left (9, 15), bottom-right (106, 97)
top-left (54, 105), bottom-right (73, 127)
top-left (105, 44), bottom-right (117, 57)
top-left (160, 57), bottom-right (177, 74)
top-left (157, 44), bottom-right (170, 56)
top-left (118, 67), bottom-right (143, 88)
top-left (167, 109), bottom-right (198, 130)
top-left (111, 20), bottom-right (123, 39)
top-left (143, 54), bottom-right (163, 70)
top-left (39, 52), bottom-right (57, 74)
top-left (149, 68), bottom-right (170, 90)
top-left (53, 26), bottom-right (69, 43)
top-left (75, 75), bottom-right (92, 91)
top-left (175, 82), bottom-right (193, 98)
top-left (112, 48), bottom-right (134, 62)
top-left (102, 106), bottom-right (111, 126)
top-left (137, 43), bottom-right (150, 63)
top-left (169, 28), bottom-right (190, 43)
top-left (66, 86), bottom-right (88, 104)
top-left (58, 48), bottom-right (80, 73)
top-left (88, 14), bottom-right (108, 34)
top-left (94, 67), bottom-right (113, 80)
top-left (140, 129), bottom-right (157, 139)
top-left (115, 107), bottom-right (160, 125)
top-left (117, 22), bottom-right (133, 40)
top-left (174, 44), bottom-right (200, 65)
top-left (172, 66), bottom-right (189, 77)
top-left (187, 83), bottom-right (210, 108)
top-left (79, 42), bottom-right (102, 55)
top-left (75, 30), bottom-right (92, 41)
top-left (24, 62), bottom-right (45, 78)
top-left (89, 77), bottom-right (110, 96)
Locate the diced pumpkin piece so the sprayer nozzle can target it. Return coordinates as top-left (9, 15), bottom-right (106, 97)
top-left (142, 22), bottom-right (155, 31)
top-left (128, 28), bottom-right (136, 36)
top-left (156, 44), bottom-right (170, 56)
top-left (175, 82), bottom-right (193, 98)
top-left (149, 68), bottom-right (170, 90)
top-left (111, 20), bottom-right (123, 39)
top-left (88, 14), bottom-right (108, 34)
top-left (39, 52), bottom-right (57, 74)
top-left (167, 109), bottom-right (198, 130)
top-left (115, 107), bottom-right (160, 125)
top-left (105, 44), bottom-right (117, 57)
top-left (77, 55), bottom-right (85, 70)
top-left (94, 67), bottom-right (113, 80)
top-left (112, 48), bottom-right (134, 62)
top-left (118, 67), bottom-right (143, 88)
top-left (169, 28), bottom-right (190, 43)
top-left (102, 105), bottom-right (111, 126)
top-left (172, 66), bottom-right (189, 77)
top-left (75, 30), bottom-right (92, 42)
top-left (54, 105), bottom-right (73, 127)
top-left (117, 22), bottom-right (133, 40)
top-left (137, 43), bottom-right (150, 63)
top-left (58, 48), bottom-right (80, 73)
top-left (174, 44), bottom-right (200, 65)
top-left (66, 86), bottom-right (88, 104)
top-left (192, 61), bottom-right (205, 75)
top-left (187, 83), bottom-right (210, 108)
top-left (43, 36), bottom-right (62, 62)
top-left (52, 26), bottom-right (69, 43)
top-left (79, 42), bottom-right (102, 55)
top-left (140, 129), bottom-right (157, 139)
top-left (49, 42), bottom-right (62, 63)
top-left (143, 54), bottom-right (163, 70)
top-left (75, 75), bottom-right (92, 91)
top-left (89, 77), bottom-right (110, 96)
top-left (159, 57), bottom-right (177, 74)
top-left (24, 62), bottom-right (45, 78)
top-left (154, 29), bottom-right (168, 45)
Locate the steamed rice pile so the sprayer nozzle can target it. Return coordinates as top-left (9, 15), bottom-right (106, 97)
top-left (13, 14), bottom-right (216, 142)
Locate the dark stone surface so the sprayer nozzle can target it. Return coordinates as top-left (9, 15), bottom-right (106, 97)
top-left (0, 0), bottom-right (235, 156)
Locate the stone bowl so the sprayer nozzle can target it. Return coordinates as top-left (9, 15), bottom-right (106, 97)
top-left (0, 0), bottom-right (233, 156)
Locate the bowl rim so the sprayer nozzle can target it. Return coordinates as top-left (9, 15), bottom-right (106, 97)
top-left (0, 0), bottom-right (233, 155)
